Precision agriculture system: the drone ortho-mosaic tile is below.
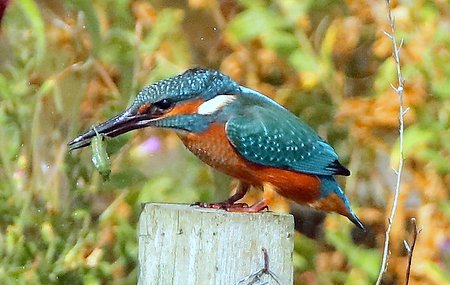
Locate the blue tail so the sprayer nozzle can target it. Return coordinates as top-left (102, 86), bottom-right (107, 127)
top-left (318, 175), bottom-right (365, 231)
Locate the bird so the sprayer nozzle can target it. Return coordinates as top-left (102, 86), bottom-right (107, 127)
top-left (68, 68), bottom-right (365, 230)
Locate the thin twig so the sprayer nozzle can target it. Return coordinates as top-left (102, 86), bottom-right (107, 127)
top-left (375, 1), bottom-right (408, 284)
top-left (234, 248), bottom-right (282, 285)
top-left (405, 218), bottom-right (421, 285)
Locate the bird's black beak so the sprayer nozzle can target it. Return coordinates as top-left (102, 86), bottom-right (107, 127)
top-left (67, 108), bottom-right (161, 151)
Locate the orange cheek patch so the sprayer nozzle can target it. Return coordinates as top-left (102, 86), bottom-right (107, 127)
top-left (165, 99), bottom-right (205, 116)
top-left (137, 103), bottom-right (151, 114)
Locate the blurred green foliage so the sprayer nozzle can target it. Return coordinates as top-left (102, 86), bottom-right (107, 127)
top-left (0, 0), bottom-right (448, 284)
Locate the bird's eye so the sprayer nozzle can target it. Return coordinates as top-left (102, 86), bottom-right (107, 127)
top-left (137, 99), bottom-right (175, 116)
top-left (153, 99), bottom-right (174, 111)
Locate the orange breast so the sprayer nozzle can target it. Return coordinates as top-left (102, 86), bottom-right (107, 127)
top-left (178, 123), bottom-right (321, 203)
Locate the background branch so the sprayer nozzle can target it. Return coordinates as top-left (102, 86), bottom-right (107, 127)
top-left (375, 1), bottom-right (408, 284)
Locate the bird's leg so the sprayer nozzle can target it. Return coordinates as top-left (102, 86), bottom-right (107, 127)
top-left (193, 181), bottom-right (250, 210)
top-left (224, 181), bottom-right (251, 204)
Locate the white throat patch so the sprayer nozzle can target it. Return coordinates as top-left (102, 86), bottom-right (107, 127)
top-left (197, 95), bottom-right (236, 115)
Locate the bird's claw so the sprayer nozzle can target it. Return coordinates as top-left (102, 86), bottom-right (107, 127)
top-left (192, 200), bottom-right (269, 213)
top-left (192, 201), bottom-right (250, 210)
top-left (227, 204), bottom-right (269, 213)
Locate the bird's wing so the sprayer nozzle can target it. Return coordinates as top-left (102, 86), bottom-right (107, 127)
top-left (225, 105), bottom-right (350, 176)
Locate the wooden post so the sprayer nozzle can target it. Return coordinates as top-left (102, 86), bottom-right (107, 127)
top-left (138, 203), bottom-right (294, 285)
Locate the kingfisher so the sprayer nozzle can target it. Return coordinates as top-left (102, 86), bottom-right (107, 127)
top-left (68, 68), bottom-right (364, 230)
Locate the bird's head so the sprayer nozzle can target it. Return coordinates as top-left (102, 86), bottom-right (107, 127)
top-left (68, 68), bottom-right (243, 150)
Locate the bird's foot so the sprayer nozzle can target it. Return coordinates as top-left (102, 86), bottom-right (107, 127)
top-left (226, 199), bottom-right (269, 213)
top-left (192, 198), bottom-right (269, 213)
top-left (192, 201), bottom-right (249, 210)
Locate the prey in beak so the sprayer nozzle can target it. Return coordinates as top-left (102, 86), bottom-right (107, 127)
top-left (68, 99), bottom-right (175, 151)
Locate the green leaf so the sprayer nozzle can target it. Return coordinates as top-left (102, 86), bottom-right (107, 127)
top-left (0, 75), bottom-right (12, 99)
top-left (391, 125), bottom-right (450, 173)
top-left (293, 251), bottom-right (309, 271)
top-left (227, 7), bottom-right (284, 43)
top-left (432, 77), bottom-right (450, 100)
top-left (262, 30), bottom-right (298, 55)
top-left (373, 59), bottom-right (397, 95)
top-left (276, 0), bottom-right (308, 24)
top-left (391, 126), bottom-right (434, 162)
top-left (293, 233), bottom-right (317, 271)
top-left (288, 49), bottom-right (320, 72)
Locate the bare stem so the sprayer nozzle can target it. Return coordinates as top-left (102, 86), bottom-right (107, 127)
top-left (405, 218), bottom-right (421, 285)
top-left (375, 1), bottom-right (407, 284)
top-left (234, 248), bottom-right (281, 285)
